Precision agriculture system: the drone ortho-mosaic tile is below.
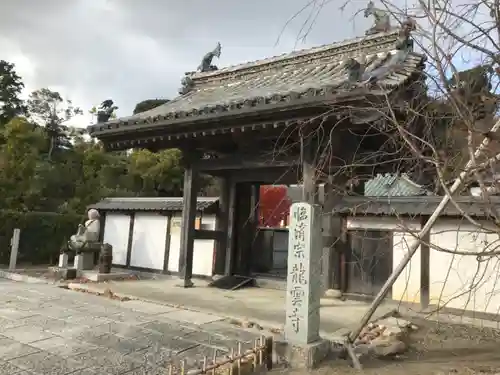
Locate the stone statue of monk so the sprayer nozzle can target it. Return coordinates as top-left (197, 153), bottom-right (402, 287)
top-left (69, 209), bottom-right (101, 250)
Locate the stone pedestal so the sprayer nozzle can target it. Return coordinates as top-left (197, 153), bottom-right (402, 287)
top-left (58, 253), bottom-right (69, 268)
top-left (74, 253), bottom-right (95, 271)
top-left (81, 271), bottom-right (130, 282)
top-left (283, 340), bottom-right (331, 369)
top-left (324, 289), bottom-right (342, 299)
top-left (284, 203), bottom-right (330, 368)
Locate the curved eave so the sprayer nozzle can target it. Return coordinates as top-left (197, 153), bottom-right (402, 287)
top-left (89, 76), bottom-right (422, 142)
top-left (97, 88), bottom-right (419, 152)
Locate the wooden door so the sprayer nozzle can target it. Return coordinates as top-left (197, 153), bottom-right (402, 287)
top-left (346, 230), bottom-right (393, 297)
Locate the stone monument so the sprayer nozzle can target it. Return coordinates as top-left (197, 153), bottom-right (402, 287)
top-left (284, 202), bottom-right (330, 368)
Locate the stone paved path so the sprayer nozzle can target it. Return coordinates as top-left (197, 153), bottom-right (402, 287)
top-left (0, 279), bottom-right (262, 374)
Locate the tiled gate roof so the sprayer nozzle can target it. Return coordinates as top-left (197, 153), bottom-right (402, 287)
top-left (88, 29), bottom-right (425, 138)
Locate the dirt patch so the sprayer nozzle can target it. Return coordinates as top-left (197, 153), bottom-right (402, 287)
top-left (1, 266), bottom-right (53, 279)
top-left (66, 284), bottom-right (131, 302)
top-left (280, 317), bottom-right (500, 375)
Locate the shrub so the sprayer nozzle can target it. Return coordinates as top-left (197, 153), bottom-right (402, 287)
top-left (0, 210), bottom-right (82, 266)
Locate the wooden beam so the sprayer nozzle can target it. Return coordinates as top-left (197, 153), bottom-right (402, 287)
top-left (178, 157), bottom-right (199, 287)
top-left (194, 229), bottom-right (222, 240)
top-left (196, 154), bottom-right (299, 172)
top-left (217, 167), bottom-right (298, 184)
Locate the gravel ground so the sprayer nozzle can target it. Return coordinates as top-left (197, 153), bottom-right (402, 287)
top-left (280, 317), bottom-right (500, 375)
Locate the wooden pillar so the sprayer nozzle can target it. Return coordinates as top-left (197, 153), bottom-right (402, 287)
top-left (420, 217), bottom-right (430, 309)
top-left (322, 179), bottom-right (334, 292)
top-left (213, 177), bottom-right (230, 275)
top-left (224, 179), bottom-right (237, 276)
top-left (178, 155), bottom-right (199, 288)
top-left (247, 183), bottom-right (260, 273)
top-left (323, 176), bottom-right (347, 298)
top-left (162, 214), bottom-right (172, 274)
top-left (234, 183), bottom-right (253, 276)
top-left (302, 139), bottom-right (318, 204)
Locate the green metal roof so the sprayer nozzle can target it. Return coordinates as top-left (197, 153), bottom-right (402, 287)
top-left (364, 173), bottom-right (429, 197)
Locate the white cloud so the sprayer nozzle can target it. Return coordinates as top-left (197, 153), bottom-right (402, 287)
top-left (0, 0), bottom-right (376, 127)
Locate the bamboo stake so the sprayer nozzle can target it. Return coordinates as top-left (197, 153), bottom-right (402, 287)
top-left (237, 342), bottom-right (242, 375)
top-left (345, 118), bottom-right (500, 370)
top-left (177, 344), bottom-right (267, 375)
top-left (212, 349), bottom-right (218, 375)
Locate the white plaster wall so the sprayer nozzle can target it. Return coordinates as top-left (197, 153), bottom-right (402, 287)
top-left (347, 216), bottom-right (421, 303)
top-left (130, 213), bottom-right (168, 270)
top-left (392, 231), bottom-right (421, 304)
top-left (168, 213), bottom-right (182, 273)
top-left (430, 219), bottom-right (500, 315)
top-left (168, 213), bottom-right (216, 277)
top-left (193, 215), bottom-right (216, 276)
top-left (103, 213), bottom-right (131, 266)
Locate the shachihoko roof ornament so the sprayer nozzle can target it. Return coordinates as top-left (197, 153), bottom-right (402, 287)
top-left (179, 42), bottom-right (222, 95)
top-left (178, 73), bottom-right (194, 95)
top-left (364, 1), bottom-right (391, 35)
top-left (197, 42), bottom-right (222, 72)
top-left (96, 99), bottom-right (118, 123)
top-left (343, 16), bottom-right (417, 87)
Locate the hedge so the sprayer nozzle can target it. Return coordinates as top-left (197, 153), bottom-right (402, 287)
top-left (0, 210), bottom-right (83, 266)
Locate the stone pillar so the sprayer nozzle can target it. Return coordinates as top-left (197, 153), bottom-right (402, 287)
top-left (9, 228), bottom-right (20, 271)
top-left (58, 253), bottom-right (69, 268)
top-left (284, 202), bottom-right (329, 368)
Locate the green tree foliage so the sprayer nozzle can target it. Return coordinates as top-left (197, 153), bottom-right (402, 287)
top-left (0, 64), bottom-right (217, 223)
top-left (0, 210), bottom-right (81, 265)
top-left (27, 88), bottom-right (83, 159)
top-left (0, 118), bottom-right (46, 210)
top-left (0, 60), bottom-right (26, 127)
top-left (127, 149), bottom-right (184, 196)
top-left (133, 99), bottom-right (169, 115)
top-left (0, 63), bottom-right (214, 265)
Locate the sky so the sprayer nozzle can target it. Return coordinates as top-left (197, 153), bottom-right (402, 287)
top-left (0, 0), bottom-right (375, 127)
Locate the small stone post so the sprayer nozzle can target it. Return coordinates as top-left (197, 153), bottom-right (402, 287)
top-left (74, 254), bottom-right (84, 272)
top-left (58, 253), bottom-right (69, 268)
top-left (9, 228), bottom-right (20, 271)
top-left (284, 203), bottom-right (329, 368)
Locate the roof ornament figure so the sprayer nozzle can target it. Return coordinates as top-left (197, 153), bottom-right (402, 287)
top-left (179, 73), bottom-right (194, 95)
top-left (343, 58), bottom-right (365, 85)
top-left (197, 42), bottom-right (222, 72)
top-left (351, 17), bottom-right (416, 86)
top-left (364, 1), bottom-right (391, 35)
top-left (396, 17), bottom-right (416, 51)
top-left (97, 100), bottom-right (118, 123)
